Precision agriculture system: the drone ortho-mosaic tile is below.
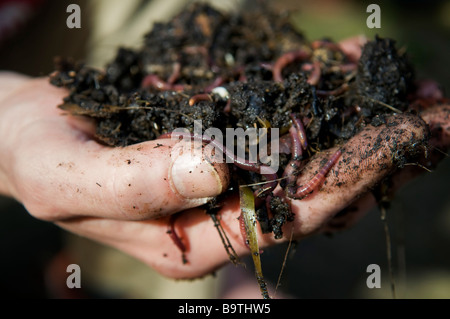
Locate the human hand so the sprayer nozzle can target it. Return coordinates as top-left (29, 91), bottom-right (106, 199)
top-left (0, 73), bottom-right (229, 241)
top-left (54, 100), bottom-right (448, 280)
top-left (57, 36), bottom-right (446, 279)
top-left (1, 36), bottom-right (448, 281)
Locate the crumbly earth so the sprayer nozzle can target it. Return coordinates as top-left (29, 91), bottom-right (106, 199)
top-left (49, 2), bottom-right (420, 239)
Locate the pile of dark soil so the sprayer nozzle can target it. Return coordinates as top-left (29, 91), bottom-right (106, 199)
top-left (49, 2), bottom-right (417, 239)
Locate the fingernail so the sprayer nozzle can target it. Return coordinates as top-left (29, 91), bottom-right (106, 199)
top-left (170, 151), bottom-right (227, 199)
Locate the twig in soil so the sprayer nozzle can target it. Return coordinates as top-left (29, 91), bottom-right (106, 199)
top-left (274, 224), bottom-right (295, 297)
top-left (241, 175), bottom-right (289, 188)
top-left (380, 203), bottom-right (397, 299)
top-left (364, 97), bottom-right (403, 114)
top-left (208, 211), bottom-right (241, 266)
top-left (403, 162), bottom-right (433, 173)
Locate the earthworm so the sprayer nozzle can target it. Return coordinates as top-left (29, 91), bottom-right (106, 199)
top-left (273, 49), bottom-right (310, 82)
top-left (288, 149), bottom-right (342, 199)
top-left (141, 74), bottom-right (185, 91)
top-left (223, 99), bottom-right (231, 113)
top-left (167, 214), bottom-right (188, 264)
top-left (281, 112), bottom-right (310, 197)
top-left (204, 76), bottom-right (224, 92)
top-left (189, 86), bottom-right (230, 106)
top-left (316, 83), bottom-right (349, 97)
top-left (290, 113), bottom-right (308, 150)
top-left (329, 63), bottom-right (357, 73)
top-left (306, 60), bottom-right (321, 86)
top-left (188, 93), bottom-right (212, 106)
top-left (141, 74), bottom-right (171, 90)
top-left (273, 49), bottom-right (320, 85)
top-left (167, 62), bottom-right (182, 85)
top-left (282, 125), bottom-right (303, 194)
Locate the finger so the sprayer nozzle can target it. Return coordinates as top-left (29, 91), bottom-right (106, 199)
top-left (0, 72), bottom-right (30, 101)
top-left (57, 112), bottom-right (432, 279)
top-left (379, 104), bottom-right (450, 200)
top-left (55, 210), bottom-right (226, 279)
top-left (320, 104), bottom-right (450, 234)
top-left (270, 113), bottom-right (427, 238)
top-left (55, 198), bottom-right (245, 279)
top-left (420, 104), bottom-right (450, 149)
top-left (4, 78), bottom-right (229, 221)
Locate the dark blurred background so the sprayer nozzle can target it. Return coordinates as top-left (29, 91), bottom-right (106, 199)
top-left (0, 0), bottom-right (448, 298)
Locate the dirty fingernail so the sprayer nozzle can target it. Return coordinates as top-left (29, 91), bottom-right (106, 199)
top-left (170, 152), bottom-right (227, 199)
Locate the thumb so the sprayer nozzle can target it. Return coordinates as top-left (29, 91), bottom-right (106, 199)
top-left (15, 135), bottom-right (230, 221)
top-left (16, 136), bottom-right (229, 221)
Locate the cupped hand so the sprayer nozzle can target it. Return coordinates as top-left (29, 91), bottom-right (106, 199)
top-left (55, 100), bottom-right (449, 280)
top-left (1, 36), bottom-right (448, 280)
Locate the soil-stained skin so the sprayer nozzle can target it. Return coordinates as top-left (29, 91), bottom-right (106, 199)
top-left (267, 112), bottom-right (429, 238)
top-left (117, 111), bottom-right (433, 280)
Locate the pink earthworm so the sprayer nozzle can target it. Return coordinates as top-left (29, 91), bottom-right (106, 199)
top-left (188, 93), bottom-right (212, 106)
top-left (166, 214), bottom-right (188, 264)
top-left (288, 149), bottom-right (342, 199)
top-left (141, 74), bottom-right (185, 91)
top-left (273, 49), bottom-right (311, 82)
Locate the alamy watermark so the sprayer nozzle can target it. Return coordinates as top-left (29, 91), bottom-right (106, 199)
top-left (366, 264), bottom-right (381, 289)
top-left (169, 120), bottom-right (280, 174)
top-left (66, 3), bottom-right (382, 31)
top-left (366, 4), bottom-right (381, 29)
top-left (66, 263), bottom-right (81, 289)
top-left (66, 4), bottom-right (81, 29)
